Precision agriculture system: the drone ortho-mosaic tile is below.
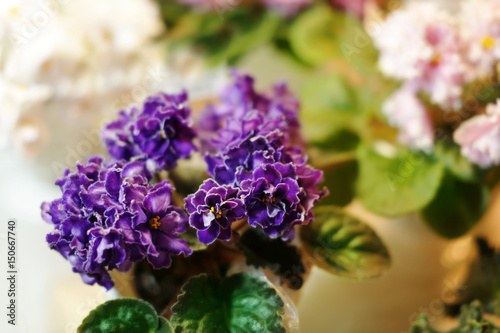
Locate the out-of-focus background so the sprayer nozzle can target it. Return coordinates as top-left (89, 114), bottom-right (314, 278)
top-left (1, 0), bottom-right (498, 332)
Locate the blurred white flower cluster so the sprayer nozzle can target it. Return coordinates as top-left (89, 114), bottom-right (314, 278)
top-left (0, 0), bottom-right (165, 153)
top-left (372, 0), bottom-right (500, 167)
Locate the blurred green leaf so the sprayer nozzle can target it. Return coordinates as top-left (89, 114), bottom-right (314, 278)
top-left (300, 74), bottom-right (364, 143)
top-left (300, 206), bottom-right (390, 279)
top-left (422, 172), bottom-right (488, 239)
top-left (312, 128), bottom-right (361, 152)
top-left (289, 5), bottom-right (377, 70)
top-left (319, 156), bottom-right (358, 207)
top-left (166, 8), bottom-right (281, 66)
top-left (171, 273), bottom-right (285, 333)
top-left (411, 301), bottom-right (500, 333)
top-left (78, 298), bottom-right (172, 333)
top-left (434, 142), bottom-right (477, 182)
top-left (356, 145), bottom-right (445, 216)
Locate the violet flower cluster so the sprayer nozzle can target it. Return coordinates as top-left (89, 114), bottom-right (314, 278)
top-left (186, 71), bottom-right (326, 244)
top-left (42, 72), bottom-right (325, 288)
top-left (101, 91), bottom-right (197, 172)
top-left (41, 157), bottom-right (192, 289)
top-left (372, 0), bottom-right (500, 167)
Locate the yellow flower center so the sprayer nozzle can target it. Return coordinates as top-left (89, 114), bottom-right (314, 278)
top-left (482, 36), bottom-right (496, 49)
top-left (210, 206), bottom-right (222, 219)
top-left (261, 197), bottom-right (277, 204)
top-left (431, 54), bottom-right (440, 65)
top-left (149, 216), bottom-right (161, 229)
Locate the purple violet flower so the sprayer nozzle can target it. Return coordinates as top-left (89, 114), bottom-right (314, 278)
top-left (126, 181), bottom-right (192, 268)
top-left (205, 131), bottom-right (287, 186)
top-left (240, 163), bottom-right (304, 239)
top-left (185, 179), bottom-right (246, 244)
top-left (194, 71), bottom-right (327, 241)
top-left (102, 91), bottom-right (197, 172)
top-left (196, 70), bottom-right (302, 154)
top-left (41, 156), bottom-right (191, 289)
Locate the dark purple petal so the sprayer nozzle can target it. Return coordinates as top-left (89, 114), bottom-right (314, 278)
top-left (197, 222), bottom-right (220, 245)
top-left (147, 251), bottom-right (172, 269)
top-left (143, 181), bottom-right (172, 217)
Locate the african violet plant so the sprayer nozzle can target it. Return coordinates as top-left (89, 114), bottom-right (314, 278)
top-left (41, 70), bottom-right (391, 331)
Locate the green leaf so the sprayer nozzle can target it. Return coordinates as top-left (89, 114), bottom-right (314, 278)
top-left (433, 142), bottom-right (477, 182)
top-left (169, 9), bottom-right (281, 66)
top-left (422, 172), bottom-right (489, 239)
top-left (289, 5), bottom-right (376, 69)
top-left (237, 228), bottom-right (305, 290)
top-left (78, 298), bottom-right (173, 333)
top-left (312, 129), bottom-right (361, 153)
top-left (356, 145), bottom-right (445, 216)
top-left (171, 273), bottom-right (285, 333)
top-left (300, 75), bottom-right (363, 143)
top-left (300, 206), bottom-right (390, 279)
top-left (410, 314), bottom-right (439, 333)
top-left (318, 156), bottom-right (358, 207)
top-left (410, 301), bottom-right (500, 333)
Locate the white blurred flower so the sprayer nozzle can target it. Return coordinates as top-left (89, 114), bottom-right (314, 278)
top-left (459, 0), bottom-right (500, 81)
top-left (382, 86), bottom-right (434, 151)
top-left (0, 0), bottom-right (166, 152)
top-left (0, 76), bottom-right (50, 149)
top-left (454, 100), bottom-right (500, 168)
top-left (372, 2), bottom-right (466, 109)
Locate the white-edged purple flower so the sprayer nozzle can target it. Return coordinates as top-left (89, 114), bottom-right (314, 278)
top-left (382, 86), bottom-right (434, 151)
top-left (41, 157), bottom-right (192, 289)
top-left (454, 99), bottom-right (500, 168)
top-left (127, 181), bottom-right (191, 269)
top-left (196, 70), bottom-right (301, 154)
top-left (185, 179), bottom-right (246, 244)
top-left (241, 163), bottom-right (304, 240)
top-left (102, 91), bottom-right (197, 172)
top-left (195, 71), bottom-right (326, 241)
top-left (205, 131), bottom-right (286, 186)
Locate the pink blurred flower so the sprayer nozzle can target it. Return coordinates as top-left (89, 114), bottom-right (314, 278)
top-left (372, 3), bottom-right (466, 109)
top-left (459, 0), bottom-right (500, 81)
top-left (454, 100), bottom-right (500, 168)
top-left (382, 86), bottom-right (434, 151)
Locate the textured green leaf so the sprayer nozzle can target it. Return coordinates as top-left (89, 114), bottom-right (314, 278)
top-left (356, 145), bottom-right (445, 216)
top-left (300, 206), bottom-right (390, 279)
top-left (411, 301), bottom-right (500, 333)
top-left (422, 172), bottom-right (489, 239)
top-left (171, 273), bottom-right (285, 333)
top-left (238, 228), bottom-right (305, 290)
top-left (78, 298), bottom-right (172, 333)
